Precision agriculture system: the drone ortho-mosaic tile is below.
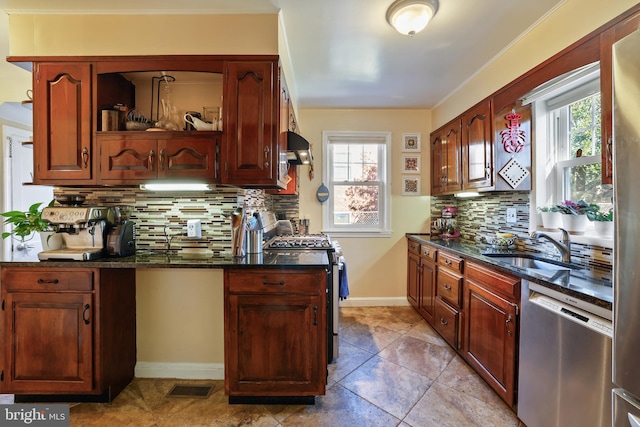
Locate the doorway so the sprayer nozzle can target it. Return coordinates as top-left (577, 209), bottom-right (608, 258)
top-left (1, 124), bottom-right (54, 261)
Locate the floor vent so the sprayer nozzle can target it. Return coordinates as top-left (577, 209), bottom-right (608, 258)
top-left (166, 384), bottom-right (213, 398)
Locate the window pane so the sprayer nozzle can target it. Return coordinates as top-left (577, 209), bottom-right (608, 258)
top-left (564, 162), bottom-right (613, 210)
top-left (333, 184), bottom-right (380, 225)
top-left (569, 93), bottom-right (601, 157)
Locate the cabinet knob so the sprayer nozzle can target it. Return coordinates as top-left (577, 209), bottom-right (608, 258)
top-left (159, 149), bottom-right (165, 171)
top-left (443, 283), bottom-right (452, 291)
top-left (440, 317), bottom-right (448, 326)
top-left (149, 150), bottom-right (155, 171)
top-left (607, 136), bottom-right (613, 162)
top-left (82, 304), bottom-right (91, 325)
top-left (82, 147), bottom-right (89, 169)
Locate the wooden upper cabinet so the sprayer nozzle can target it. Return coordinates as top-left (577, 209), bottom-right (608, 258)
top-left (431, 120), bottom-right (462, 195)
top-left (600, 9), bottom-right (640, 185)
top-left (223, 60), bottom-right (285, 188)
top-left (462, 100), bottom-right (494, 190)
top-left (34, 62), bottom-right (94, 184)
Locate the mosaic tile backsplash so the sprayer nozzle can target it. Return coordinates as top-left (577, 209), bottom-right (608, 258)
top-left (430, 192), bottom-right (612, 279)
top-left (54, 187), bottom-right (299, 254)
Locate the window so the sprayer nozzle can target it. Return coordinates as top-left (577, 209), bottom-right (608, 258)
top-left (322, 131), bottom-right (391, 237)
top-left (527, 62), bottom-right (613, 241)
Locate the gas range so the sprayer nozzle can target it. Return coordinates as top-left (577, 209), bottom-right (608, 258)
top-left (265, 234), bottom-right (334, 250)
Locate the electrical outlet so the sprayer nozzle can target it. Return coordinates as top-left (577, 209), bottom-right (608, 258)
top-left (506, 208), bottom-right (517, 223)
top-left (187, 220), bottom-right (202, 239)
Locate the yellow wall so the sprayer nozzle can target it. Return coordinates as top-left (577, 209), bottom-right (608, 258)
top-left (136, 269), bottom-right (224, 364)
top-left (298, 109), bottom-right (431, 302)
top-left (8, 14), bottom-right (278, 56)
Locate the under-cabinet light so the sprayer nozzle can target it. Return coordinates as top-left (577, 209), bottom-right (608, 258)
top-left (454, 191), bottom-right (481, 198)
top-left (140, 183), bottom-right (212, 192)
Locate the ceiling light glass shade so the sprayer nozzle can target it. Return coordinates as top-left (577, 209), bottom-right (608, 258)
top-left (140, 183), bottom-right (211, 192)
top-left (386, 0), bottom-right (439, 36)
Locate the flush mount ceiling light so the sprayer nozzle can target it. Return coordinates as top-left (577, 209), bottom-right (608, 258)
top-left (386, 0), bottom-right (439, 36)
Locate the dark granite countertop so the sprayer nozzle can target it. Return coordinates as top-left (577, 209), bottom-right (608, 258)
top-left (0, 250), bottom-right (329, 270)
top-left (406, 234), bottom-right (612, 313)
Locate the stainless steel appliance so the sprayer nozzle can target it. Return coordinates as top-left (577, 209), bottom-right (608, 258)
top-left (613, 27), bottom-right (640, 427)
top-left (518, 279), bottom-right (613, 427)
top-left (38, 206), bottom-right (116, 261)
top-left (258, 211), bottom-right (343, 363)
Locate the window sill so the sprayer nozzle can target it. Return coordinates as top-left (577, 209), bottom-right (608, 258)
top-left (321, 229), bottom-right (392, 238)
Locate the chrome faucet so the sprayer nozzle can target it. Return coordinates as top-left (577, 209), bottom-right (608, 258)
top-left (530, 228), bottom-right (572, 263)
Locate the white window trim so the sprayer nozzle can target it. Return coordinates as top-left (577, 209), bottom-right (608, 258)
top-left (321, 131), bottom-right (392, 238)
top-left (528, 63), bottom-right (612, 247)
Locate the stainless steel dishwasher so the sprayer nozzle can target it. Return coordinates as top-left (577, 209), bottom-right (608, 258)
top-left (518, 279), bottom-right (614, 427)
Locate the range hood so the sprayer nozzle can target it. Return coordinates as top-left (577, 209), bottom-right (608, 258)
top-left (286, 131), bottom-right (313, 165)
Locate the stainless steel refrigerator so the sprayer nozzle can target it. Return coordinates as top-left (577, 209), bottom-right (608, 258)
top-left (613, 26), bottom-right (640, 427)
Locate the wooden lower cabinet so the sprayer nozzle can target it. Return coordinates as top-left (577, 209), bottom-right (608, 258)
top-left (463, 262), bottom-right (519, 408)
top-left (407, 240), bottom-right (437, 325)
top-left (224, 268), bottom-right (327, 397)
top-left (406, 241), bottom-right (521, 408)
top-left (0, 268), bottom-right (136, 401)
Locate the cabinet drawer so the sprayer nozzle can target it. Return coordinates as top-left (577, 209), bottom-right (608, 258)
top-left (408, 240), bottom-right (420, 255)
top-left (466, 262), bottom-right (520, 301)
top-left (438, 251), bottom-right (463, 273)
top-left (434, 297), bottom-right (459, 349)
top-left (420, 245), bottom-right (437, 261)
top-left (1, 269), bottom-right (94, 292)
top-left (226, 270), bottom-right (325, 295)
top-left (437, 268), bottom-right (463, 307)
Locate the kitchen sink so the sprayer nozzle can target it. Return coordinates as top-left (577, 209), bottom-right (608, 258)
top-left (484, 254), bottom-right (575, 270)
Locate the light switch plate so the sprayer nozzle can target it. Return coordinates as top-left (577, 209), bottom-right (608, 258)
top-left (506, 208), bottom-right (517, 223)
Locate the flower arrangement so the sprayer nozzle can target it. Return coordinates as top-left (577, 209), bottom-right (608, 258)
top-left (587, 207), bottom-right (613, 222)
top-left (556, 200), bottom-right (599, 216)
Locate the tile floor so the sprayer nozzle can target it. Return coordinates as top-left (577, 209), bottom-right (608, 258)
top-left (3, 306), bottom-right (522, 426)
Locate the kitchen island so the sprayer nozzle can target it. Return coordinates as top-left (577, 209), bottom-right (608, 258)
top-left (0, 250), bottom-right (330, 403)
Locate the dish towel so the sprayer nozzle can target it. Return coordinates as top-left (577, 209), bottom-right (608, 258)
top-left (339, 256), bottom-right (350, 300)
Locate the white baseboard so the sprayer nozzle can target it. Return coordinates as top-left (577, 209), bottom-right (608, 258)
top-left (338, 297), bottom-right (410, 307)
top-left (135, 362), bottom-right (224, 380)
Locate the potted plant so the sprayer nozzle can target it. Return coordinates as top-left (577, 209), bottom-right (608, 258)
top-left (587, 207), bottom-right (614, 238)
top-left (1, 201), bottom-right (60, 249)
top-left (537, 205), bottom-right (562, 230)
top-left (555, 200), bottom-right (599, 235)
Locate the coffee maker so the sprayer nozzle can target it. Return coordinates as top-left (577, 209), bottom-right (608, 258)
top-left (38, 206), bottom-right (116, 261)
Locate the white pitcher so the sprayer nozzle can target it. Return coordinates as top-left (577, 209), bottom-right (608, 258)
top-left (184, 113), bottom-right (216, 131)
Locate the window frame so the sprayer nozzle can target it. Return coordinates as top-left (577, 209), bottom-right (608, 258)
top-left (527, 62), bottom-right (612, 246)
top-left (321, 131), bottom-right (392, 237)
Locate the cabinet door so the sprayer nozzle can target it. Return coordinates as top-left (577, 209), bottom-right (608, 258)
top-left (407, 251), bottom-right (420, 310)
top-left (463, 101), bottom-right (494, 189)
top-left (34, 62), bottom-right (94, 184)
top-left (98, 137), bottom-right (158, 183)
top-left (225, 294), bottom-right (325, 396)
top-left (463, 279), bottom-right (518, 407)
top-left (418, 258), bottom-right (436, 325)
top-left (223, 61), bottom-right (280, 187)
top-left (431, 121), bottom-right (463, 195)
top-left (600, 10), bottom-right (640, 185)
top-left (2, 292), bottom-right (94, 393)
top-left (159, 136), bottom-right (218, 181)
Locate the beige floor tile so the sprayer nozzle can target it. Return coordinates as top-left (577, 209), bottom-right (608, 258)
top-left (403, 382), bottom-right (519, 427)
top-left (339, 355), bottom-right (433, 420)
top-left (280, 383), bottom-right (401, 427)
top-left (404, 319), bottom-right (450, 347)
top-left (377, 335), bottom-right (456, 380)
top-left (340, 322), bottom-right (404, 354)
top-left (327, 340), bottom-right (375, 384)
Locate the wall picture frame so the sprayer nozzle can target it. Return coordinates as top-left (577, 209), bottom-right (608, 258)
top-left (402, 154), bottom-right (420, 174)
top-left (402, 133), bottom-right (421, 152)
top-left (401, 176), bottom-right (421, 196)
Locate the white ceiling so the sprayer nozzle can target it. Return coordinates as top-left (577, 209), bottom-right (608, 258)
top-left (0, 0), bottom-right (565, 109)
